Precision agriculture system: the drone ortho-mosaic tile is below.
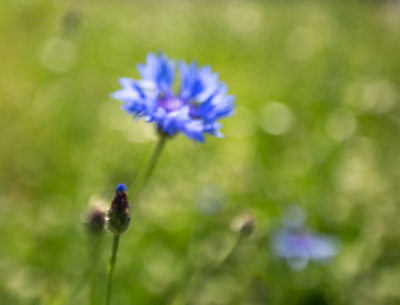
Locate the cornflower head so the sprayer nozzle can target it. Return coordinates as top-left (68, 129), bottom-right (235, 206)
top-left (111, 52), bottom-right (235, 142)
top-left (272, 229), bottom-right (339, 271)
top-left (272, 206), bottom-right (340, 271)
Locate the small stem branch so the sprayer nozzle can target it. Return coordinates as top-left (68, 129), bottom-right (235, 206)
top-left (129, 134), bottom-right (167, 202)
top-left (178, 235), bottom-right (244, 305)
top-left (105, 235), bottom-right (120, 305)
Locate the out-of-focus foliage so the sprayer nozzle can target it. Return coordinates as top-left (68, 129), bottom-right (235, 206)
top-left (1, 0), bottom-right (400, 304)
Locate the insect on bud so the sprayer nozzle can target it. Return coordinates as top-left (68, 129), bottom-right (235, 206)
top-left (106, 184), bottom-right (131, 235)
top-left (231, 214), bottom-right (256, 236)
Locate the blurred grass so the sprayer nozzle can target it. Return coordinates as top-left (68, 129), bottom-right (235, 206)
top-left (1, 0), bottom-right (400, 304)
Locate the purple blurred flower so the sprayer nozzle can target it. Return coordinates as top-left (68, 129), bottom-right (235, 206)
top-left (272, 206), bottom-right (339, 271)
top-left (111, 52), bottom-right (235, 142)
top-left (272, 229), bottom-right (339, 271)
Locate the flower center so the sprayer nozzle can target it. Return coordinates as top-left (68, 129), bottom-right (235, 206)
top-left (158, 96), bottom-right (185, 112)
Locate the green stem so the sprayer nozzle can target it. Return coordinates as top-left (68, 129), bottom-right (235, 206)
top-left (215, 234), bottom-right (243, 268)
top-left (105, 235), bottom-right (120, 305)
top-left (90, 236), bottom-right (102, 305)
top-left (64, 235), bottom-right (103, 305)
top-left (129, 134), bottom-right (167, 202)
top-left (178, 235), bottom-right (244, 305)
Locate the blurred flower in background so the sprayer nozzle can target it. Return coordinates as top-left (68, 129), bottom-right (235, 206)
top-left (111, 52), bottom-right (235, 142)
top-left (272, 206), bottom-right (340, 271)
top-left (81, 194), bottom-right (108, 236)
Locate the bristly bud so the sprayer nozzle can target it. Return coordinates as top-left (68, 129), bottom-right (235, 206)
top-left (231, 214), bottom-right (256, 236)
top-left (82, 196), bottom-right (107, 236)
top-left (86, 209), bottom-right (106, 235)
top-left (106, 184), bottom-right (131, 235)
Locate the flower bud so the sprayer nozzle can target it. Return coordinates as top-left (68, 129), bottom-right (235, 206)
top-left (82, 196), bottom-right (107, 236)
top-left (106, 184), bottom-right (131, 235)
top-left (231, 214), bottom-right (256, 236)
top-left (85, 209), bottom-right (106, 235)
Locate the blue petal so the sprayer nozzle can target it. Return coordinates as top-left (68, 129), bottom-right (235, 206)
top-left (195, 79), bottom-right (224, 103)
top-left (179, 62), bottom-right (202, 100)
top-left (110, 77), bottom-right (147, 115)
top-left (183, 120), bottom-right (205, 142)
top-left (137, 52), bottom-right (175, 94)
top-left (147, 106), bottom-right (167, 123)
top-left (179, 61), bottom-right (221, 102)
top-left (203, 122), bottom-right (224, 138)
top-left (195, 88), bottom-right (235, 122)
top-left (309, 235), bottom-right (339, 261)
top-left (159, 106), bottom-right (190, 135)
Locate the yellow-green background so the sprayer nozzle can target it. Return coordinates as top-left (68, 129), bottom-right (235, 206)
top-left (1, 0), bottom-right (400, 304)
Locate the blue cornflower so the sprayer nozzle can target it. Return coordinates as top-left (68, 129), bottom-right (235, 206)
top-left (272, 229), bottom-right (339, 271)
top-left (111, 52), bottom-right (235, 142)
top-left (272, 206), bottom-right (339, 271)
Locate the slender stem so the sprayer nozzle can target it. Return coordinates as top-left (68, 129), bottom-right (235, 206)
top-left (200, 234), bottom-right (243, 281)
top-left (105, 235), bottom-right (120, 305)
top-left (90, 236), bottom-right (102, 305)
top-left (64, 235), bottom-right (103, 305)
top-left (141, 134), bottom-right (166, 190)
top-left (129, 134), bottom-right (167, 202)
top-left (178, 235), bottom-right (244, 305)
top-left (215, 234), bottom-right (243, 268)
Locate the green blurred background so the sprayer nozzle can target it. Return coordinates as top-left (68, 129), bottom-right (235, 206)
top-left (2, 0), bottom-right (400, 304)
